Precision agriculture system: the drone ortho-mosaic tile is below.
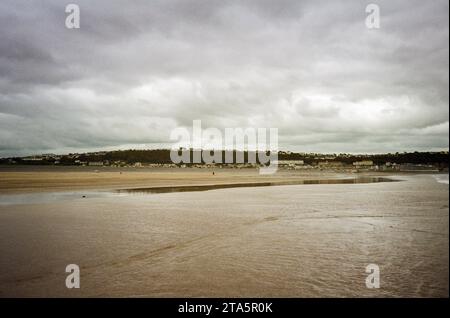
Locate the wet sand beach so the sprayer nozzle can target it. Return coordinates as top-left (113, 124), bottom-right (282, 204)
top-left (0, 166), bottom-right (363, 194)
top-left (0, 167), bottom-right (448, 297)
top-left (0, 165), bottom-right (412, 194)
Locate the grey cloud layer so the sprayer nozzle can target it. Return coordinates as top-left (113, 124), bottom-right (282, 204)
top-left (0, 0), bottom-right (448, 156)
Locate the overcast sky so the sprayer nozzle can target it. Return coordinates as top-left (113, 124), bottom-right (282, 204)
top-left (0, 0), bottom-right (448, 157)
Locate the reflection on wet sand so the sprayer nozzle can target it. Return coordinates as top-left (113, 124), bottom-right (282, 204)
top-left (118, 176), bottom-right (399, 194)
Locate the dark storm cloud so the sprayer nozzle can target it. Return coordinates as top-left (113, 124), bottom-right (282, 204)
top-left (0, 0), bottom-right (448, 156)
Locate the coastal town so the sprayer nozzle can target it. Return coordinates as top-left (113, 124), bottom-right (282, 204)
top-left (1, 150), bottom-right (447, 173)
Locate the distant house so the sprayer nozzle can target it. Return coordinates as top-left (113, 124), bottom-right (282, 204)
top-left (23, 156), bottom-right (43, 162)
top-left (88, 161), bottom-right (103, 166)
top-left (275, 160), bottom-right (304, 167)
top-left (353, 160), bottom-right (374, 167)
top-left (318, 161), bottom-right (345, 168)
